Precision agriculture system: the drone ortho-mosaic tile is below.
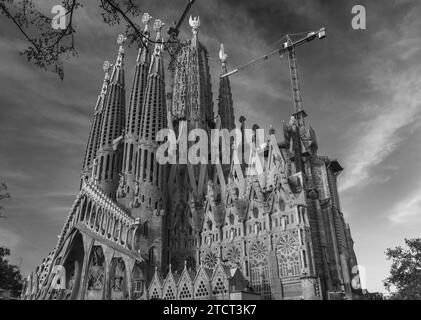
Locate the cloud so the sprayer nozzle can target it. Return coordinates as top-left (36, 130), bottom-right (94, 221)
top-left (390, 186), bottom-right (421, 224)
top-left (0, 226), bottom-right (21, 249)
top-left (339, 7), bottom-right (421, 192)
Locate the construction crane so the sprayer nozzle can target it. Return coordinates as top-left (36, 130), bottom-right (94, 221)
top-left (167, 0), bottom-right (196, 40)
top-left (221, 27), bottom-right (326, 124)
top-left (166, 0), bottom-right (196, 76)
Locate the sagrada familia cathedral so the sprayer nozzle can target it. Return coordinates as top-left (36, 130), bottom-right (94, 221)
top-left (21, 11), bottom-right (360, 300)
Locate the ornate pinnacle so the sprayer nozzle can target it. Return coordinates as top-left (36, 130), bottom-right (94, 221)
top-left (103, 60), bottom-right (111, 79)
top-left (142, 12), bottom-right (152, 32)
top-left (116, 34), bottom-right (127, 66)
top-left (219, 43), bottom-right (228, 64)
top-left (100, 61), bottom-right (112, 96)
top-left (153, 19), bottom-right (165, 40)
top-left (189, 15), bottom-right (200, 34)
top-left (117, 34), bottom-right (127, 50)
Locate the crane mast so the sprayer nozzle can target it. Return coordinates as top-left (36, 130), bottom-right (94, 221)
top-left (287, 35), bottom-right (305, 125)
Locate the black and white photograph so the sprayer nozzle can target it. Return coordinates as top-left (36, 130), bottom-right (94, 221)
top-left (0, 0), bottom-right (420, 307)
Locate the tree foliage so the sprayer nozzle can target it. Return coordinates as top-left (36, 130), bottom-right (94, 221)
top-left (0, 0), bottom-right (170, 80)
top-left (384, 238), bottom-right (421, 300)
top-left (0, 247), bottom-right (23, 297)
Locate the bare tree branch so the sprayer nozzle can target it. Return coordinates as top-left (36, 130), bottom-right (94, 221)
top-left (0, 0), bottom-right (186, 79)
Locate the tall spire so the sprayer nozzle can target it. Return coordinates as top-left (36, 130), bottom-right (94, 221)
top-left (81, 61), bottom-right (112, 181)
top-left (136, 12), bottom-right (153, 65)
top-left (140, 19), bottom-right (166, 141)
top-left (217, 44), bottom-right (235, 131)
top-left (96, 35), bottom-right (127, 198)
top-left (126, 13), bottom-right (153, 138)
top-left (119, 13), bottom-right (154, 209)
top-left (126, 18), bottom-right (168, 270)
top-left (171, 15), bottom-right (212, 126)
top-left (133, 17), bottom-right (167, 216)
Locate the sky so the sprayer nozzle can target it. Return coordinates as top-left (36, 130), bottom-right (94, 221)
top-left (1, 0), bottom-right (421, 294)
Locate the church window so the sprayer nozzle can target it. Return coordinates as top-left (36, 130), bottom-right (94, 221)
top-left (179, 282), bottom-right (192, 299)
top-left (105, 155), bottom-right (110, 180)
top-left (203, 252), bottom-right (217, 269)
top-left (212, 276), bottom-right (228, 296)
top-left (111, 154), bottom-right (115, 180)
top-left (276, 234), bottom-right (301, 278)
top-left (150, 287), bottom-right (160, 299)
top-left (149, 247), bottom-right (157, 266)
top-left (253, 206), bottom-right (259, 218)
top-left (302, 250), bottom-right (307, 268)
top-left (249, 241), bottom-right (271, 300)
top-left (195, 280), bottom-right (210, 298)
top-left (128, 144), bottom-right (133, 172)
top-left (163, 285), bottom-right (176, 300)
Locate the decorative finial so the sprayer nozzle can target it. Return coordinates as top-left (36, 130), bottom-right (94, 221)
top-left (219, 43), bottom-right (228, 63)
top-left (189, 15), bottom-right (200, 34)
top-left (116, 34), bottom-right (127, 66)
top-left (103, 60), bottom-right (111, 80)
top-left (153, 19), bottom-right (164, 32)
top-left (117, 34), bottom-right (127, 53)
top-left (142, 12), bottom-right (152, 32)
top-left (153, 19), bottom-right (165, 42)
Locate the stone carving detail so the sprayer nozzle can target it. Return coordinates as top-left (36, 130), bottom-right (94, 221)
top-left (226, 246), bottom-right (241, 267)
top-left (203, 251), bottom-right (217, 270)
top-left (186, 256), bottom-right (196, 271)
top-left (117, 174), bottom-right (126, 198)
top-left (111, 258), bottom-right (126, 300)
top-left (249, 241), bottom-right (267, 263)
top-left (288, 175), bottom-right (302, 194)
top-left (277, 234), bottom-right (300, 256)
top-left (85, 246), bottom-right (105, 300)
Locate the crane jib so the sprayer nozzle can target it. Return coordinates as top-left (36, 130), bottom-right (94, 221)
top-left (220, 27), bottom-right (326, 79)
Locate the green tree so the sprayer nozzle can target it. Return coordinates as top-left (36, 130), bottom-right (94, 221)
top-left (384, 238), bottom-right (421, 300)
top-left (0, 247), bottom-right (23, 297)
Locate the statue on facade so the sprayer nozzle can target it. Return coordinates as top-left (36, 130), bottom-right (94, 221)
top-left (117, 174), bottom-right (126, 198)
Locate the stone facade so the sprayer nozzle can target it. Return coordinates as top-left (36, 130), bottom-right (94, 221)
top-left (21, 14), bottom-right (360, 300)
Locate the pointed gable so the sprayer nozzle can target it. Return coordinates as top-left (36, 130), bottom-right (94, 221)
top-left (148, 268), bottom-right (163, 300)
top-left (210, 262), bottom-right (230, 298)
top-left (193, 264), bottom-right (212, 300)
top-left (162, 267), bottom-right (178, 300)
top-left (177, 264), bottom-right (195, 300)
